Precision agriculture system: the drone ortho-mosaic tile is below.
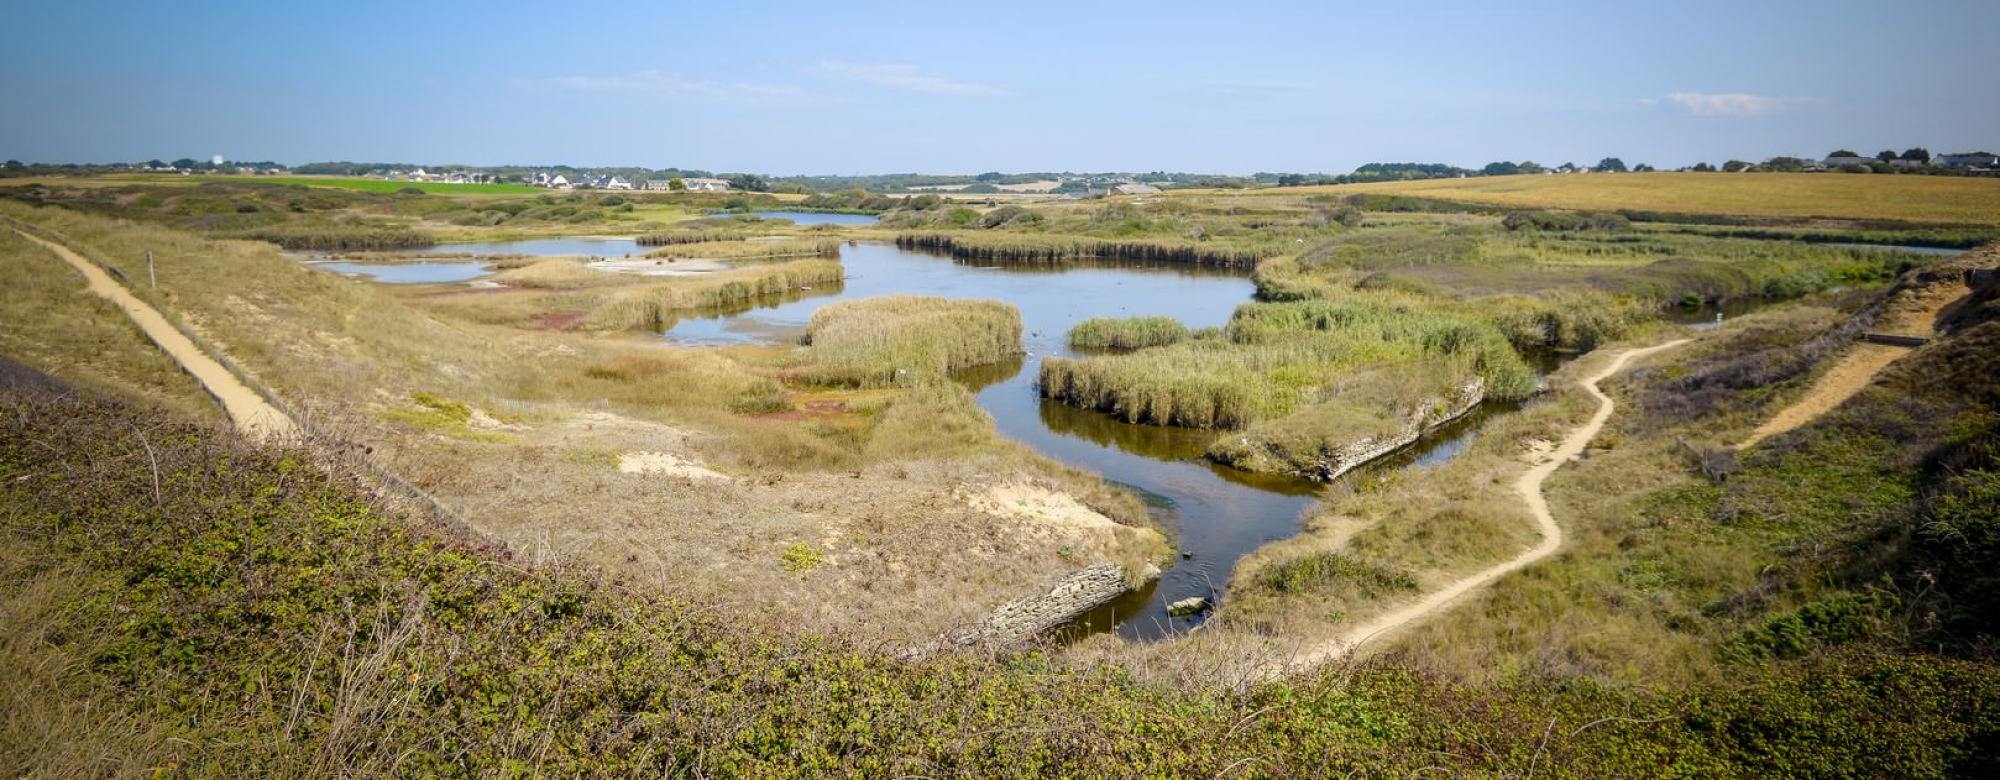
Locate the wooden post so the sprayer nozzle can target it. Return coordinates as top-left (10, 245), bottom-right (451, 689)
top-left (147, 249), bottom-right (155, 288)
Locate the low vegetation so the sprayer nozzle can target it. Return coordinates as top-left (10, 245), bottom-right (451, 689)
top-left (1066, 316), bottom-right (1188, 350)
top-left (7, 390), bottom-right (2000, 776)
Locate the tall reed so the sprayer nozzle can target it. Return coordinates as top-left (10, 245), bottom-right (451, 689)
top-left (583, 260), bottom-right (844, 329)
top-left (799, 296), bottom-right (1022, 387)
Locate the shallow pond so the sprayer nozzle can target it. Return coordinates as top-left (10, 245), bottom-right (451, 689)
top-left (416, 237), bottom-right (650, 258)
top-left (744, 211), bottom-right (879, 227)
top-left (316, 261), bottom-right (491, 284)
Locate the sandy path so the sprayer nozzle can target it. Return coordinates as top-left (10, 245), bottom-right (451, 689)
top-left (1278, 340), bottom-right (1690, 674)
top-left (17, 230), bottom-right (297, 441)
top-left (1737, 283), bottom-right (1964, 449)
top-left (1735, 344), bottom-right (1903, 449)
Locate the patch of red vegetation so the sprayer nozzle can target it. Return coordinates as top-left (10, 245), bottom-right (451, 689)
top-left (416, 281), bottom-right (524, 298)
top-left (532, 313), bottom-right (585, 330)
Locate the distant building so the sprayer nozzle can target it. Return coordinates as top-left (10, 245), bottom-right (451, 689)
top-left (1937, 153), bottom-right (2000, 168)
top-left (682, 177), bottom-right (730, 192)
top-left (1110, 183), bottom-right (1162, 196)
top-left (1822, 155), bottom-right (1876, 168)
top-left (641, 179), bottom-right (677, 191)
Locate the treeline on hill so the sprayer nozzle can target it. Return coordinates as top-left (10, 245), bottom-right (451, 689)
top-left (5, 380), bottom-right (1999, 776)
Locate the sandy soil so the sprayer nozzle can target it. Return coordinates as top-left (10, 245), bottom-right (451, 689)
top-left (1277, 339), bottom-right (1690, 674)
top-left (405, 408), bottom-right (1157, 639)
top-left (617, 450), bottom-right (729, 480)
top-left (587, 257), bottom-right (732, 276)
top-left (15, 229), bottom-right (297, 441)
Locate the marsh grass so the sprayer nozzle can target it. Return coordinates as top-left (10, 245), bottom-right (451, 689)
top-left (1041, 297), bottom-right (1534, 430)
top-left (797, 296), bottom-right (1023, 387)
top-left (1067, 316), bottom-right (1189, 350)
top-left (643, 238), bottom-right (840, 261)
top-left (583, 259), bottom-right (845, 329)
top-left (897, 232), bottom-right (1273, 268)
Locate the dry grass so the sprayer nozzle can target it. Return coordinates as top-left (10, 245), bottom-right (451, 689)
top-left (1257, 172), bottom-right (2000, 226)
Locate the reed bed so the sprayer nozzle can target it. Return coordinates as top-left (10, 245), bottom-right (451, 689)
top-left (798, 296), bottom-right (1022, 387)
top-left (896, 232), bottom-right (1272, 269)
top-left (634, 229), bottom-right (755, 246)
top-left (1066, 316), bottom-right (1190, 350)
top-left (643, 238), bottom-right (840, 261)
top-left (229, 223), bottom-right (436, 250)
top-left (583, 259), bottom-right (844, 329)
top-left (1040, 298), bottom-right (1532, 430)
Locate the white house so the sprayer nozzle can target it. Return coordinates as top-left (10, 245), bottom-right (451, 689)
top-left (1938, 153), bottom-right (2000, 168)
top-left (682, 177), bottom-right (731, 192)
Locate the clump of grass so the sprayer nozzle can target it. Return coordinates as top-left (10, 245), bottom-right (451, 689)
top-left (583, 259), bottom-right (845, 329)
top-left (798, 296), bottom-right (1022, 387)
top-left (1067, 316), bottom-right (1189, 350)
top-left (635, 229), bottom-right (752, 246)
top-left (897, 232), bottom-right (1273, 268)
top-left (229, 223), bottom-right (436, 250)
top-left (377, 390), bottom-right (516, 443)
top-left (643, 238), bottom-right (840, 261)
top-left (1254, 552), bottom-right (1419, 595)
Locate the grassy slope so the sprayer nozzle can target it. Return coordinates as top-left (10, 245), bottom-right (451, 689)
top-left (1248, 172), bottom-right (2000, 226)
top-left (5, 388), bottom-right (1998, 777)
top-left (0, 228), bottom-right (221, 422)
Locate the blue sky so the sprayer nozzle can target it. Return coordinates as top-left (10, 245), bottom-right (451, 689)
top-left (5, 0), bottom-right (1995, 174)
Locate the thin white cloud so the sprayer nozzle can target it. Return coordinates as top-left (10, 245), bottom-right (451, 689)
top-left (813, 60), bottom-right (1009, 97)
top-left (510, 70), bottom-right (802, 100)
top-left (1666, 91), bottom-right (1817, 117)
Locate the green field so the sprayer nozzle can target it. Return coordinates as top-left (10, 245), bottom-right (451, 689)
top-left (1202, 172), bottom-right (2000, 226)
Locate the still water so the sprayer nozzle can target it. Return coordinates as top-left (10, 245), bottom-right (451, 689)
top-left (315, 261), bottom-right (491, 284)
top-left (746, 211), bottom-right (880, 226)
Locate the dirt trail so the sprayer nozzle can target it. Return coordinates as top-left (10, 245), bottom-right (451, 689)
top-left (1737, 282), bottom-right (1966, 449)
top-left (1279, 340), bottom-right (1690, 674)
top-left (16, 230), bottom-right (297, 441)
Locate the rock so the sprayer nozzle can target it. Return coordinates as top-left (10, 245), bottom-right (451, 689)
top-left (1167, 596), bottom-right (1210, 617)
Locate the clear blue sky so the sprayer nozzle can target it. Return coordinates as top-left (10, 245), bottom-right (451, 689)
top-left (6, 0), bottom-right (1995, 174)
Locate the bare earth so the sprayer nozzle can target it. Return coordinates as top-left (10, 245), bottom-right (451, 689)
top-left (15, 229), bottom-right (297, 441)
top-left (1738, 277), bottom-right (1969, 449)
top-left (1277, 339), bottom-right (1691, 675)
